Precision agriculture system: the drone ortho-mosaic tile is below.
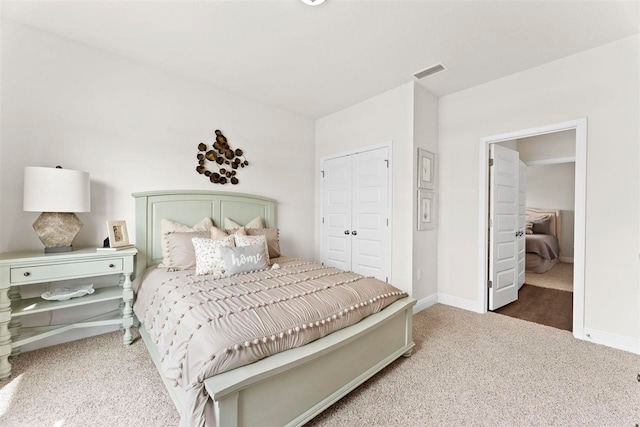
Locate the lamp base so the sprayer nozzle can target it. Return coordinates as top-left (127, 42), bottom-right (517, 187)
top-left (44, 246), bottom-right (73, 254)
top-left (33, 212), bottom-right (83, 252)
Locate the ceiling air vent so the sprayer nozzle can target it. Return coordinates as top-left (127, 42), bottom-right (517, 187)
top-left (413, 64), bottom-right (446, 80)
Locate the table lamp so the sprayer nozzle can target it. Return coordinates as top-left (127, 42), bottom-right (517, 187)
top-left (23, 166), bottom-right (90, 253)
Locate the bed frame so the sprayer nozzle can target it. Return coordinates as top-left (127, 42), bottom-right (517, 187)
top-left (132, 190), bottom-right (416, 426)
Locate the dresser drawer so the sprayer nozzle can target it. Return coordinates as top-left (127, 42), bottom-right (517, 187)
top-left (10, 258), bottom-right (124, 283)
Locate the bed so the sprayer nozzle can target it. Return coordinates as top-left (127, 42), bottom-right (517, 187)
top-left (131, 190), bottom-right (416, 427)
top-left (525, 207), bottom-right (562, 274)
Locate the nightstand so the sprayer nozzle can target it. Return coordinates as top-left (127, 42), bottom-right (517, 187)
top-left (0, 247), bottom-right (137, 379)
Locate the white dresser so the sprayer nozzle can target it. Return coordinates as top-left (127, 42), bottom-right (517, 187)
top-left (0, 247), bottom-right (137, 378)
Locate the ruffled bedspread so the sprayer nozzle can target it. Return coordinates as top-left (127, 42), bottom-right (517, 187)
top-left (526, 234), bottom-right (559, 260)
top-left (133, 257), bottom-right (407, 427)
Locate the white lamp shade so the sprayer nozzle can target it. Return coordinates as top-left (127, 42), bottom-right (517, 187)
top-left (24, 167), bottom-right (90, 213)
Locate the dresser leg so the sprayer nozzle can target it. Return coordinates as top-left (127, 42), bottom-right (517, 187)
top-left (122, 273), bottom-right (133, 345)
top-left (8, 287), bottom-right (21, 356)
top-left (0, 287), bottom-right (12, 378)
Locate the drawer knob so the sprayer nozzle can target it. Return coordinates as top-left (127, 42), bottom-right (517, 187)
top-left (109, 264), bottom-right (115, 268)
top-left (23, 272), bottom-right (31, 277)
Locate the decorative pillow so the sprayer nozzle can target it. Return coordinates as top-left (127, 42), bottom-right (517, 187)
top-left (244, 228), bottom-right (280, 258)
top-left (159, 217), bottom-right (213, 268)
top-left (192, 235), bottom-right (236, 276)
top-left (226, 227), bottom-right (248, 236)
top-left (532, 218), bottom-right (551, 234)
top-left (225, 228), bottom-right (279, 257)
top-left (224, 217), bottom-right (264, 230)
top-left (221, 244), bottom-right (269, 276)
top-left (525, 222), bottom-right (534, 235)
top-left (234, 234), bottom-right (270, 265)
top-left (210, 226), bottom-right (228, 240)
top-left (165, 231), bottom-right (210, 270)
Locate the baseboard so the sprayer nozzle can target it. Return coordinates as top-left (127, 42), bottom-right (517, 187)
top-left (437, 293), bottom-right (484, 313)
top-left (559, 256), bottom-right (574, 263)
top-left (581, 328), bottom-right (640, 355)
top-left (412, 293), bottom-right (438, 314)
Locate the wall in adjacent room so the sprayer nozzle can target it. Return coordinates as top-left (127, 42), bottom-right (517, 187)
top-left (438, 35), bottom-right (639, 348)
top-left (1, 20), bottom-right (315, 350)
top-left (517, 130), bottom-right (576, 162)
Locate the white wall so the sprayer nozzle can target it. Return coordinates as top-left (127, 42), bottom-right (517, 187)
top-left (314, 82), bottom-right (439, 302)
top-left (526, 162), bottom-right (575, 259)
top-left (315, 83), bottom-right (414, 295)
top-left (438, 35), bottom-right (639, 347)
top-left (1, 20), bottom-right (315, 256)
top-left (1, 20), bottom-right (315, 349)
top-left (412, 84), bottom-right (439, 301)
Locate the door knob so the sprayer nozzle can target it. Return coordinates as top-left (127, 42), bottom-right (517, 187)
top-left (344, 230), bottom-right (350, 235)
top-left (351, 230), bottom-right (357, 236)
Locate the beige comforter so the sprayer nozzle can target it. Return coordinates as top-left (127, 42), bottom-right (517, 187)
top-left (133, 257), bottom-right (407, 427)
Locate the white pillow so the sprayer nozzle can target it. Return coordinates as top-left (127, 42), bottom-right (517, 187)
top-left (224, 217), bottom-right (264, 230)
top-left (159, 217), bottom-right (213, 268)
top-left (192, 235), bottom-right (235, 276)
top-left (234, 234), bottom-right (270, 265)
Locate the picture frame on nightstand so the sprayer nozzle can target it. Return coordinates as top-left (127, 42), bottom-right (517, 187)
top-left (105, 220), bottom-right (131, 248)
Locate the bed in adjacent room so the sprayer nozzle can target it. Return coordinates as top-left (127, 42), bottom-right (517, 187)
top-left (525, 207), bottom-right (562, 274)
top-left (131, 190), bottom-right (415, 427)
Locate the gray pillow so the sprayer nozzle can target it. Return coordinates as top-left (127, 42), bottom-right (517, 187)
top-left (221, 243), bottom-right (269, 276)
top-left (165, 231), bottom-right (210, 270)
top-left (532, 218), bottom-right (551, 234)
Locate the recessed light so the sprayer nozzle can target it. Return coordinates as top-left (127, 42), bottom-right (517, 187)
top-left (301, 0), bottom-right (326, 6)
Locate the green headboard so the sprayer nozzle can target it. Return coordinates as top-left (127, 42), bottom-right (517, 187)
top-left (132, 190), bottom-right (276, 276)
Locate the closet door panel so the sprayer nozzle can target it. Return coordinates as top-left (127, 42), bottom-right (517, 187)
top-left (322, 156), bottom-right (352, 271)
top-left (351, 147), bottom-right (389, 281)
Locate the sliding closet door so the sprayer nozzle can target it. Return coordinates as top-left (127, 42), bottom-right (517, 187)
top-left (321, 146), bottom-right (390, 282)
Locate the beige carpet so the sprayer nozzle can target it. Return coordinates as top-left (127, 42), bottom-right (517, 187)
top-left (526, 261), bottom-right (573, 292)
top-left (2, 304), bottom-right (639, 426)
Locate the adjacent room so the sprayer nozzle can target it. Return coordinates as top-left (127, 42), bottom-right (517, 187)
top-left (492, 131), bottom-right (577, 332)
top-left (1, 1), bottom-right (638, 426)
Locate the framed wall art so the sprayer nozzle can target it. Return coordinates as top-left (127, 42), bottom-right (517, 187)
top-left (417, 190), bottom-right (436, 231)
top-left (417, 148), bottom-right (435, 190)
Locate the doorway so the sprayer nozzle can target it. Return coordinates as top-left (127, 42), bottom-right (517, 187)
top-left (478, 119), bottom-right (587, 339)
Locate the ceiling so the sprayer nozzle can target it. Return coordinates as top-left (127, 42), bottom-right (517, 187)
top-left (2, 0), bottom-right (639, 118)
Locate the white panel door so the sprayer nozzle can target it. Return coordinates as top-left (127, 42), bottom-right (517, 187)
top-left (517, 160), bottom-right (527, 288)
top-left (321, 146), bottom-right (390, 282)
top-left (351, 147), bottom-right (389, 281)
top-left (322, 156), bottom-right (352, 271)
top-left (489, 144), bottom-right (519, 310)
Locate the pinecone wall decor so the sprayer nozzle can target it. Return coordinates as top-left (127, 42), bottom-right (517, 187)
top-left (196, 129), bottom-right (249, 185)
